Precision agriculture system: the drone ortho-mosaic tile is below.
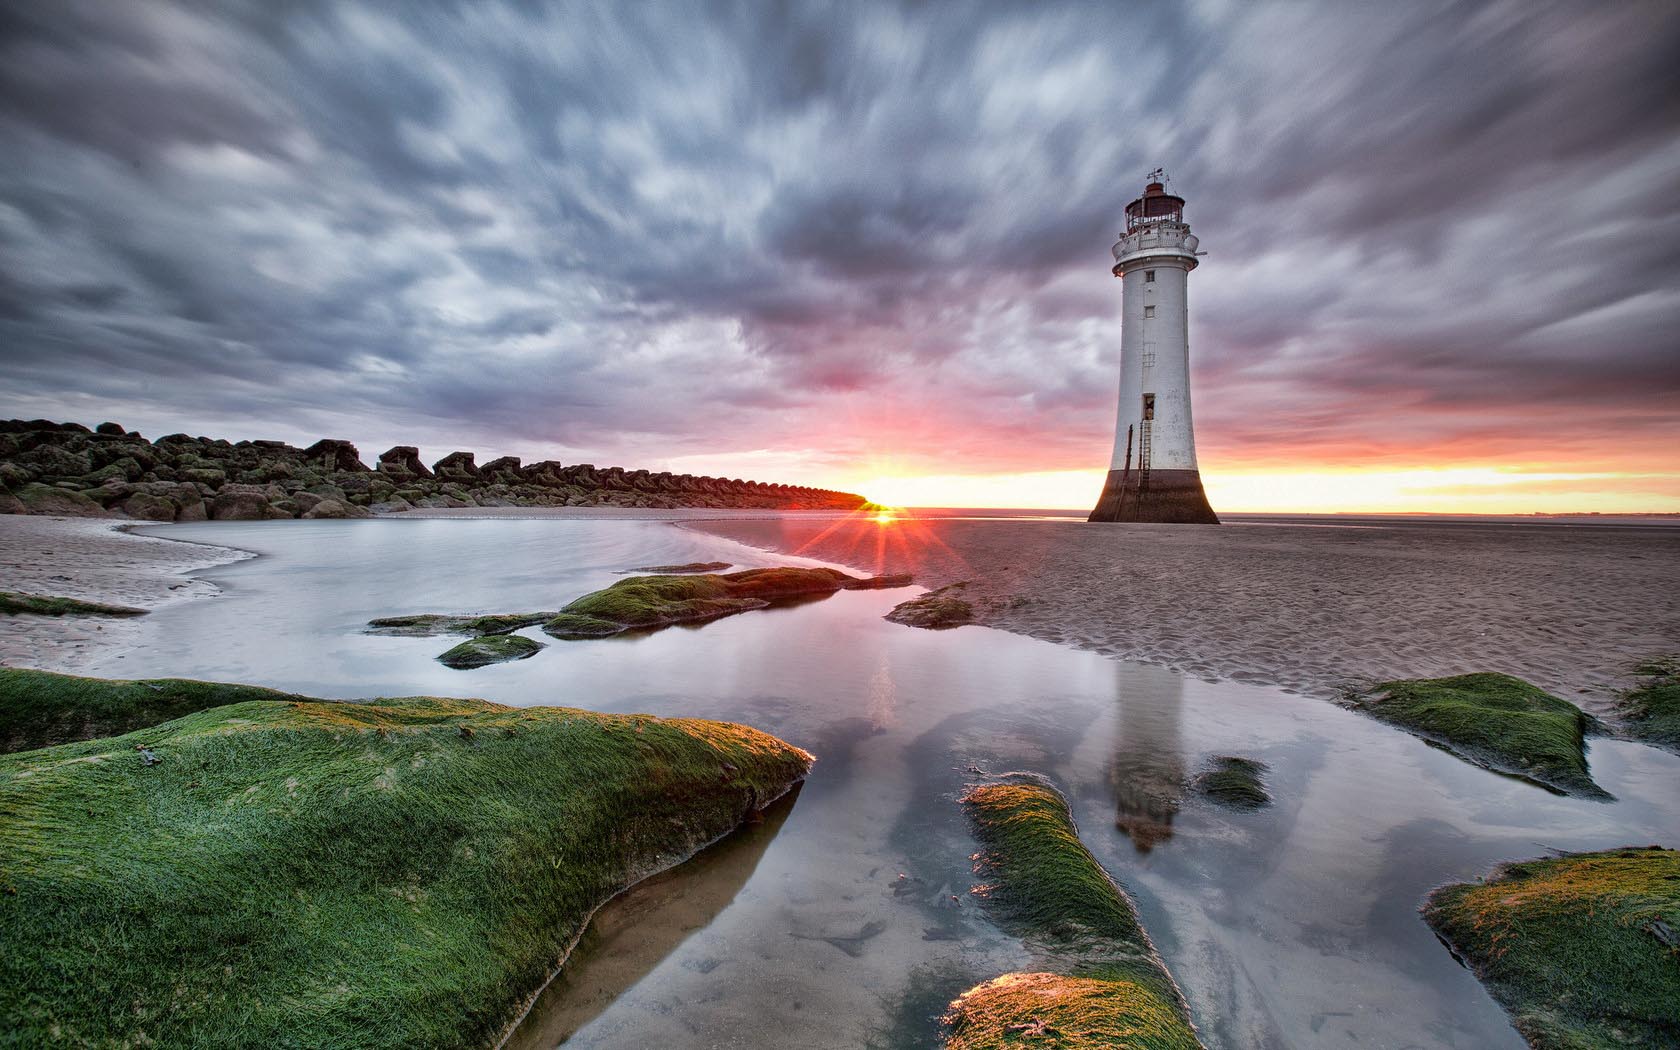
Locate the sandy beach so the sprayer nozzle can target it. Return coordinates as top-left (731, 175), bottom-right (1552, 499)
top-left (0, 516), bottom-right (250, 672)
top-left (684, 514), bottom-right (1680, 718)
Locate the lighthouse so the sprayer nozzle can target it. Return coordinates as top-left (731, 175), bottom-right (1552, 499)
top-left (1089, 173), bottom-right (1219, 524)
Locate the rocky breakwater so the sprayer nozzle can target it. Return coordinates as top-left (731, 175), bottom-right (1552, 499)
top-left (0, 419), bottom-right (868, 522)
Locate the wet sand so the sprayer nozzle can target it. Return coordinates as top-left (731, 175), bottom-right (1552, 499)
top-left (0, 516), bottom-right (249, 671)
top-left (684, 514), bottom-right (1680, 717)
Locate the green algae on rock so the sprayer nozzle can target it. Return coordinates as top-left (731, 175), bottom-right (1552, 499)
top-left (366, 611), bottom-right (556, 637)
top-left (886, 585), bottom-right (975, 630)
top-left (0, 667), bottom-right (308, 754)
top-left (944, 970), bottom-right (1203, 1050)
top-left (0, 686), bottom-right (811, 1049)
top-left (1192, 756), bottom-right (1270, 810)
top-left (1347, 673), bottom-right (1606, 798)
top-left (543, 566), bottom-right (913, 639)
top-left (437, 633), bottom-right (545, 669)
top-left (1619, 657), bottom-right (1680, 751)
top-left (0, 590), bottom-right (146, 618)
top-left (1423, 846), bottom-right (1680, 1049)
top-left (948, 773), bottom-right (1203, 1049)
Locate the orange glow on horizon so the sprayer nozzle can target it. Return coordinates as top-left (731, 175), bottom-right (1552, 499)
top-left (842, 465), bottom-right (1680, 515)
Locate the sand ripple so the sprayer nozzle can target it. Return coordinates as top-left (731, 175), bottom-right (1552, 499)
top-left (687, 516), bottom-right (1680, 718)
top-left (0, 517), bottom-right (250, 672)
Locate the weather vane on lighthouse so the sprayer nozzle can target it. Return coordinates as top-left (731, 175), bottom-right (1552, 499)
top-left (1088, 171), bottom-right (1219, 524)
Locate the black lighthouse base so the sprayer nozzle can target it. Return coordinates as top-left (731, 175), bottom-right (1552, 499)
top-left (1088, 468), bottom-right (1219, 524)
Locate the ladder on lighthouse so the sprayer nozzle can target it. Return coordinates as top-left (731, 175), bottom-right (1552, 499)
top-left (1137, 418), bottom-right (1152, 491)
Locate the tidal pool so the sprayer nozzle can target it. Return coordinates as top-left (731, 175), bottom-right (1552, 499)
top-left (115, 517), bottom-right (1679, 1049)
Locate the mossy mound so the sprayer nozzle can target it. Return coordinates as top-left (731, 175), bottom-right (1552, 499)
top-left (1423, 846), bottom-right (1680, 1049)
top-left (543, 566), bottom-right (912, 639)
top-left (0, 685), bottom-right (812, 1048)
top-left (0, 668), bottom-right (306, 754)
top-left (366, 612), bottom-right (555, 637)
top-left (0, 591), bottom-right (146, 618)
top-left (1191, 756), bottom-right (1270, 810)
top-left (1619, 658), bottom-right (1680, 751)
top-left (886, 587), bottom-right (975, 630)
top-left (963, 775), bottom-right (1152, 955)
top-left (1350, 673), bottom-right (1606, 798)
top-left (628, 561), bottom-right (732, 574)
top-left (943, 970), bottom-right (1202, 1050)
top-left (437, 634), bottom-right (545, 669)
top-left (953, 774), bottom-right (1202, 1048)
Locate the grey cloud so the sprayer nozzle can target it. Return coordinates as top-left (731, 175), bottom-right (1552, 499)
top-left (0, 0), bottom-right (1676, 482)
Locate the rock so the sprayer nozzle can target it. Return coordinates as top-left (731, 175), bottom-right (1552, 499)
top-left (432, 451), bottom-right (480, 480)
top-left (436, 634), bottom-right (546, 669)
top-left (19, 445), bottom-right (92, 477)
top-left (480, 456), bottom-right (522, 483)
top-left (181, 467), bottom-right (226, 487)
top-left (302, 499), bottom-right (369, 519)
top-left (77, 458), bottom-right (143, 485)
top-left (377, 446), bottom-right (432, 479)
top-left (118, 493), bottom-right (178, 522)
top-left (885, 589), bottom-right (974, 630)
top-left (12, 483), bottom-right (110, 517)
top-left (369, 499), bottom-right (413, 514)
top-left (210, 485), bottom-right (277, 521)
top-left (300, 439), bottom-right (367, 473)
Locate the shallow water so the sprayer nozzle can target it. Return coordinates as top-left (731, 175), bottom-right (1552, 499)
top-left (116, 517), bottom-right (1679, 1049)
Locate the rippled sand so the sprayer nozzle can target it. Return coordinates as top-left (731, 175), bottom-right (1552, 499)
top-left (0, 516), bottom-right (249, 671)
top-left (686, 515), bottom-right (1680, 716)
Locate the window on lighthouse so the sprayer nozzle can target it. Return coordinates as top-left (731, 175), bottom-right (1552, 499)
top-left (1144, 305), bottom-right (1155, 318)
top-left (1144, 270), bottom-right (1156, 282)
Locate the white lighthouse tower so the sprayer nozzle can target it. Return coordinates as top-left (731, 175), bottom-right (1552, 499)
top-left (1089, 172), bottom-right (1219, 524)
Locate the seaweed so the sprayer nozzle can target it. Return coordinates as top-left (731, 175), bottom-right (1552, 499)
top-left (1424, 846), bottom-right (1680, 1049)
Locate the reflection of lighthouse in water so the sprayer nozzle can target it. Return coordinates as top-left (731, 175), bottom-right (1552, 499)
top-left (1109, 662), bottom-right (1187, 852)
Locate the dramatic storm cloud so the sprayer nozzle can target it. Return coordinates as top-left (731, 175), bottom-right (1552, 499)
top-left (1, 1), bottom-right (1676, 506)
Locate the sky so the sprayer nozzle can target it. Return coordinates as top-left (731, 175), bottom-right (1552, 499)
top-left (1, 1), bottom-right (1677, 513)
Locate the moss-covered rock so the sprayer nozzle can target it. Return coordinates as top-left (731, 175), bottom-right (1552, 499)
top-left (0, 592), bottom-right (146, 620)
top-left (1619, 657), bottom-right (1680, 751)
top-left (11, 482), bottom-right (109, 517)
top-left (944, 970), bottom-right (1203, 1050)
top-left (886, 585), bottom-right (974, 630)
top-left (1423, 846), bottom-right (1680, 1049)
top-left (1347, 673), bottom-right (1606, 798)
top-left (0, 684), bottom-right (812, 1048)
top-left (1191, 756), bottom-right (1270, 810)
top-left (950, 774), bottom-right (1203, 1048)
top-left (437, 634), bottom-right (545, 669)
top-left (0, 668), bottom-right (301, 753)
top-left (366, 612), bottom-right (558, 637)
top-left (538, 612), bottom-right (630, 638)
top-left (628, 561), bottom-right (732, 574)
top-left (543, 567), bottom-right (912, 639)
